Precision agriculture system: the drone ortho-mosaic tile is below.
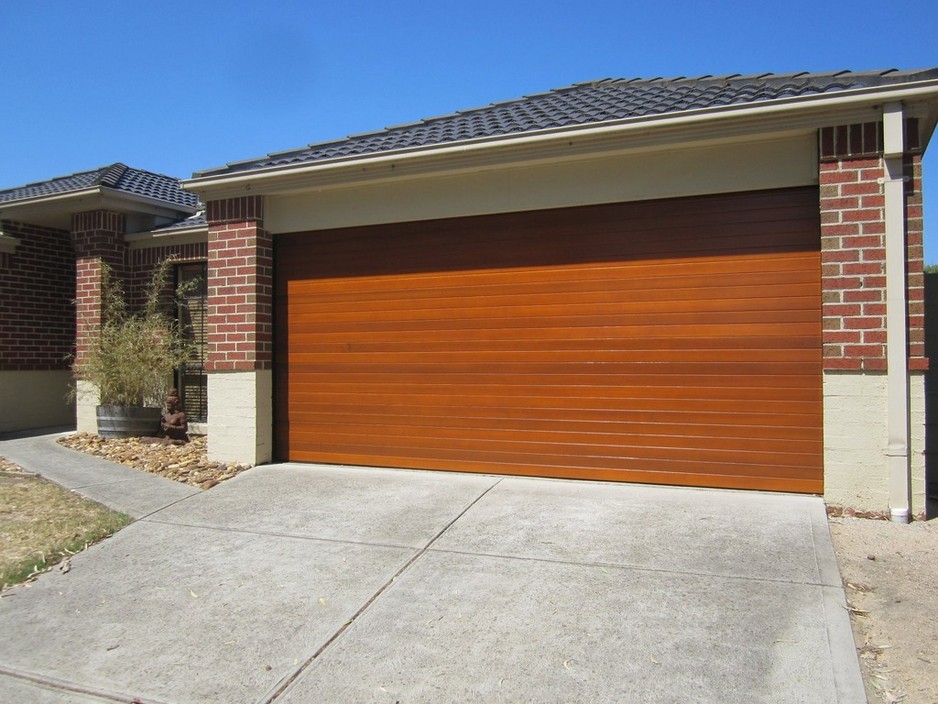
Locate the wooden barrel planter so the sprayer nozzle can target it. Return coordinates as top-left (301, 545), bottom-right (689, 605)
top-left (96, 405), bottom-right (162, 439)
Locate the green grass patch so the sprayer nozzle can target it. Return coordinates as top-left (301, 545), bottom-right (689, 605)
top-left (0, 473), bottom-right (133, 590)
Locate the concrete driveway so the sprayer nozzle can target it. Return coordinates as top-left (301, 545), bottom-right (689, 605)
top-left (0, 437), bottom-right (864, 703)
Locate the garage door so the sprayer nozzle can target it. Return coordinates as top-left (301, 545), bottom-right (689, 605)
top-left (274, 187), bottom-right (822, 493)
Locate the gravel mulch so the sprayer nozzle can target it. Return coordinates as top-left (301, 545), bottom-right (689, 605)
top-left (56, 432), bottom-right (253, 489)
top-left (0, 457), bottom-right (34, 476)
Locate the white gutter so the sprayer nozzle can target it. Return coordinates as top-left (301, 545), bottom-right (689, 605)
top-left (182, 79), bottom-right (938, 194)
top-left (883, 101), bottom-right (911, 523)
top-left (0, 186), bottom-right (102, 210)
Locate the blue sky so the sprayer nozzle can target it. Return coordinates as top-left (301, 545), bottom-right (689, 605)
top-left (1, 1), bottom-right (936, 258)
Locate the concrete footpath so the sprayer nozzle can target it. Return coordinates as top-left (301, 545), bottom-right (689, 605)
top-left (0, 431), bottom-right (866, 703)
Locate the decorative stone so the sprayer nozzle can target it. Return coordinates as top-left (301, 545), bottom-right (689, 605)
top-left (56, 433), bottom-right (252, 488)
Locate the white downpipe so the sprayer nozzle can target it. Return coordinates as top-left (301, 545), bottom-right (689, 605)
top-left (883, 102), bottom-right (911, 523)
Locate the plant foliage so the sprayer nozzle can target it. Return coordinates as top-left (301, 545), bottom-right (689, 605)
top-left (73, 258), bottom-right (197, 407)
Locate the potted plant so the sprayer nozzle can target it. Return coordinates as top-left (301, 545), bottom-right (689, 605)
top-left (72, 258), bottom-right (197, 438)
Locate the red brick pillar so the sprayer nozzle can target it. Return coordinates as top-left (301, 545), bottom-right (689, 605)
top-left (205, 196), bottom-right (273, 463)
top-left (818, 121), bottom-right (925, 371)
top-left (70, 210), bottom-right (127, 431)
top-left (818, 119), bottom-right (927, 515)
top-left (904, 153), bottom-right (926, 371)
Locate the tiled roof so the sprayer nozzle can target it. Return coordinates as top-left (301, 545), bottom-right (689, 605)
top-left (152, 211), bottom-right (207, 233)
top-left (195, 68), bottom-right (938, 178)
top-left (0, 163), bottom-right (199, 209)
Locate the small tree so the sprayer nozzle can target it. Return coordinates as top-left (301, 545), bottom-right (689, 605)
top-left (73, 258), bottom-right (196, 408)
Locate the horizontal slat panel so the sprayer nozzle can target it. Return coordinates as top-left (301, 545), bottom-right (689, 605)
top-left (285, 361), bottom-right (820, 377)
top-left (285, 450), bottom-right (823, 494)
top-left (288, 421), bottom-right (820, 455)
top-left (286, 382), bottom-right (821, 402)
top-left (281, 254), bottom-right (819, 296)
top-left (290, 405), bottom-right (822, 430)
top-left (285, 440), bottom-right (821, 476)
top-left (288, 391), bottom-right (821, 414)
top-left (274, 186), bottom-right (822, 492)
top-left (282, 335), bottom-right (820, 353)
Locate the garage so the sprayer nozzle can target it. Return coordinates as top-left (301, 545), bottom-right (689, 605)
top-left (274, 186), bottom-right (822, 492)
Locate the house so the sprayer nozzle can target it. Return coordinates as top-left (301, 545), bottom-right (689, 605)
top-left (0, 164), bottom-right (204, 431)
top-left (2, 69), bottom-right (937, 520)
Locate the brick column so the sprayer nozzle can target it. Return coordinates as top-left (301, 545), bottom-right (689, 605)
top-left (70, 210), bottom-right (127, 432)
top-left (818, 119), bottom-right (927, 515)
top-left (205, 196), bottom-right (273, 464)
top-left (904, 153), bottom-right (926, 370)
top-left (818, 120), bottom-right (925, 371)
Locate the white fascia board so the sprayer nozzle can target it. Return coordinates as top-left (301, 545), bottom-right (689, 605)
top-left (97, 191), bottom-right (198, 218)
top-left (183, 80), bottom-right (938, 200)
top-left (125, 226), bottom-right (208, 250)
top-left (0, 187), bottom-right (102, 213)
top-left (0, 187), bottom-right (196, 223)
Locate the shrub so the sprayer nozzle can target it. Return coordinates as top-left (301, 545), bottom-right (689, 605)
top-left (72, 258), bottom-right (196, 408)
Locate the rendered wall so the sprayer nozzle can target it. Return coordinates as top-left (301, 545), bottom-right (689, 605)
top-left (0, 370), bottom-right (74, 433)
top-left (824, 371), bottom-right (926, 515)
top-left (74, 379), bottom-right (99, 434)
top-left (207, 370), bottom-right (272, 465)
top-left (268, 134), bottom-right (818, 234)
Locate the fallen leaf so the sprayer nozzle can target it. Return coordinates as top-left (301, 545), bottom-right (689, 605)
top-left (60, 559), bottom-right (71, 574)
top-left (845, 604), bottom-right (869, 617)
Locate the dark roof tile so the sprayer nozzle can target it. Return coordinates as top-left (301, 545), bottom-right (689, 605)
top-left (0, 163), bottom-right (199, 209)
top-left (195, 68), bottom-right (938, 178)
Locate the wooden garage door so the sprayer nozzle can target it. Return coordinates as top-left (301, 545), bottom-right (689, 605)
top-left (274, 187), bottom-right (822, 493)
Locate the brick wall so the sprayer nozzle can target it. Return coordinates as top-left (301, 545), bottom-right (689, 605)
top-left (206, 196), bottom-right (272, 372)
top-left (0, 220), bottom-right (75, 371)
top-left (70, 210), bottom-right (127, 367)
top-left (818, 120), bottom-right (926, 371)
top-left (906, 153), bottom-right (926, 369)
top-left (129, 242), bottom-right (208, 309)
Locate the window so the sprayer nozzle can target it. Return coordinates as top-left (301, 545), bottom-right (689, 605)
top-left (175, 262), bottom-right (208, 423)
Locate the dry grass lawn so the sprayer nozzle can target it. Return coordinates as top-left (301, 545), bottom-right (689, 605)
top-left (0, 468), bottom-right (132, 590)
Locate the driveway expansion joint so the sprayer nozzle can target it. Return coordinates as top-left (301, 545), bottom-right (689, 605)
top-left (425, 546), bottom-right (837, 588)
top-left (0, 664), bottom-right (171, 704)
top-left (259, 478), bottom-right (504, 703)
top-left (140, 517), bottom-right (421, 551)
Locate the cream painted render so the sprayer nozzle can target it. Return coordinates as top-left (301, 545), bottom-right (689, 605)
top-left (0, 370), bottom-right (74, 433)
top-left (823, 371), bottom-right (927, 516)
top-left (73, 380), bottom-right (100, 434)
top-left (207, 370), bottom-right (272, 466)
top-left (267, 134), bottom-right (817, 233)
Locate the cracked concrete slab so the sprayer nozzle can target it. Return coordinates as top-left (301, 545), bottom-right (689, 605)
top-left (0, 520), bottom-right (414, 704)
top-left (0, 455), bottom-right (864, 703)
top-left (149, 463), bottom-right (500, 547)
top-left (432, 477), bottom-right (840, 585)
top-left (277, 550), bottom-right (863, 703)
